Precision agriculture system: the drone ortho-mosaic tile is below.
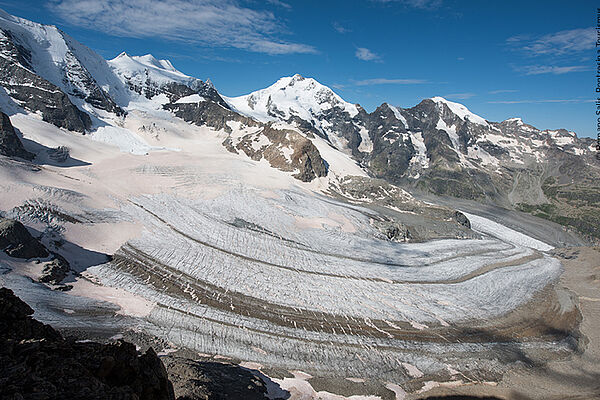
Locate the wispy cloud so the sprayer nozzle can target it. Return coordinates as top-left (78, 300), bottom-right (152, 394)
top-left (371, 0), bottom-right (442, 9)
top-left (353, 78), bottom-right (428, 85)
top-left (507, 27), bottom-right (595, 56)
top-left (489, 89), bottom-right (518, 94)
top-left (355, 47), bottom-right (381, 61)
top-left (332, 21), bottom-right (351, 34)
top-left (488, 99), bottom-right (593, 104)
top-left (48, 0), bottom-right (316, 55)
top-left (517, 65), bottom-right (591, 75)
top-left (443, 92), bottom-right (475, 100)
top-left (266, 0), bottom-right (291, 9)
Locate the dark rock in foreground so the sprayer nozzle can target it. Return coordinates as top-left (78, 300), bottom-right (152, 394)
top-left (0, 287), bottom-right (175, 400)
top-left (0, 217), bottom-right (48, 259)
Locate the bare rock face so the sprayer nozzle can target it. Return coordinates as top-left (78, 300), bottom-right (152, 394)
top-left (0, 287), bottom-right (176, 400)
top-left (0, 287), bottom-right (61, 342)
top-left (228, 125), bottom-right (328, 182)
top-left (0, 111), bottom-right (34, 160)
top-left (0, 29), bottom-right (92, 133)
top-left (0, 217), bottom-right (48, 259)
top-left (164, 99), bottom-right (253, 133)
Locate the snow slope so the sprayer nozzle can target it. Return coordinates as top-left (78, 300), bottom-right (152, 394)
top-left (108, 52), bottom-right (198, 89)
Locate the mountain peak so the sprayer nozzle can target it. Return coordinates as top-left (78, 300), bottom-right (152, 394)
top-left (429, 96), bottom-right (488, 126)
top-left (274, 74), bottom-right (316, 89)
top-left (503, 117), bottom-right (523, 125)
top-left (134, 53), bottom-right (160, 67)
top-left (109, 51), bottom-right (190, 83)
top-left (224, 74), bottom-right (359, 124)
top-left (430, 96), bottom-right (449, 103)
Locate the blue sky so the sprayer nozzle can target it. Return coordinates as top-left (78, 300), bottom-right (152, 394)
top-left (1, 0), bottom-right (596, 137)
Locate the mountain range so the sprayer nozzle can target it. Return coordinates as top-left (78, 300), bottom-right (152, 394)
top-left (2, 9), bottom-right (600, 399)
top-left (0, 8), bottom-right (598, 240)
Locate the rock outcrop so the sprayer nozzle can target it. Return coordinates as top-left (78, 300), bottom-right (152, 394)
top-left (0, 217), bottom-right (48, 259)
top-left (163, 356), bottom-right (268, 400)
top-left (329, 176), bottom-right (476, 241)
top-left (38, 253), bottom-right (70, 285)
top-left (0, 111), bottom-right (33, 160)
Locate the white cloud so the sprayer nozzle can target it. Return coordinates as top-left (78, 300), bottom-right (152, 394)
top-left (372, 0), bottom-right (442, 9)
top-left (266, 0), bottom-right (291, 9)
top-left (48, 0), bottom-right (316, 55)
top-left (489, 89), bottom-right (518, 94)
top-left (508, 27), bottom-right (595, 55)
top-left (332, 21), bottom-right (350, 34)
top-left (488, 99), bottom-right (593, 104)
top-left (353, 78), bottom-right (427, 85)
top-left (355, 47), bottom-right (380, 61)
top-left (519, 65), bottom-right (590, 75)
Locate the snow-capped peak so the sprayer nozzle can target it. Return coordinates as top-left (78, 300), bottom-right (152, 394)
top-left (223, 74), bottom-right (359, 123)
top-left (109, 52), bottom-right (188, 80)
top-left (106, 52), bottom-right (214, 104)
top-left (0, 8), bottom-right (125, 110)
top-left (134, 54), bottom-right (179, 73)
top-left (504, 117), bottom-right (523, 125)
top-left (430, 96), bottom-right (488, 126)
